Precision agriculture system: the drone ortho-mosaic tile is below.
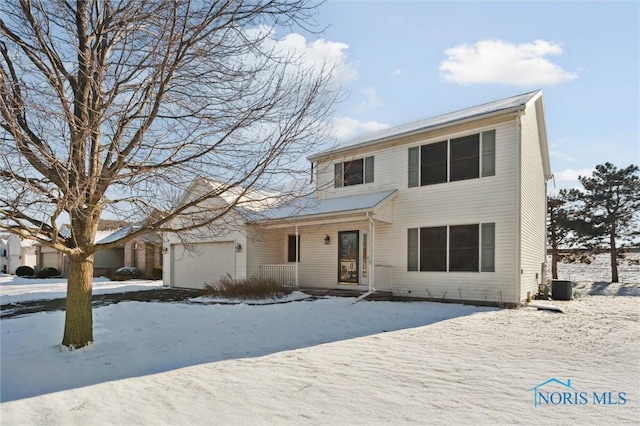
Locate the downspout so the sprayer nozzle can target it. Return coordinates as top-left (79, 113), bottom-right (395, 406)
top-left (366, 212), bottom-right (375, 292)
top-left (295, 224), bottom-right (299, 288)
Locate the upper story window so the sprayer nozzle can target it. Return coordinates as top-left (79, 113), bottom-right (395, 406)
top-left (408, 130), bottom-right (495, 187)
top-left (334, 156), bottom-right (374, 188)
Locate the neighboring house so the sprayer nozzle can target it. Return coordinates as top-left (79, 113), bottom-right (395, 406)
top-left (93, 223), bottom-right (163, 278)
top-left (0, 235), bottom-right (8, 273)
top-left (164, 90), bottom-right (552, 306)
top-left (123, 232), bottom-right (163, 279)
top-left (35, 243), bottom-right (67, 275)
top-left (4, 234), bottom-right (37, 274)
top-left (29, 220), bottom-right (162, 278)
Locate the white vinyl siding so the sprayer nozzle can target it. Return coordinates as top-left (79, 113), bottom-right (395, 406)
top-left (245, 227), bottom-right (286, 277)
top-left (393, 121), bottom-right (518, 303)
top-left (311, 118), bottom-right (520, 303)
top-left (166, 108), bottom-right (543, 304)
top-left (519, 99), bottom-right (548, 301)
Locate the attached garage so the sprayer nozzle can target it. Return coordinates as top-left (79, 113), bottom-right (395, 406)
top-left (170, 242), bottom-right (236, 289)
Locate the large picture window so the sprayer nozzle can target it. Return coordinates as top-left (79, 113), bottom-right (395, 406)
top-left (407, 223), bottom-right (495, 272)
top-left (408, 130), bottom-right (496, 187)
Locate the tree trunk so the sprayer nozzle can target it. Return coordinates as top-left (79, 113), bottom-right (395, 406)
top-left (610, 228), bottom-right (619, 283)
top-left (550, 225), bottom-right (559, 280)
top-left (62, 255), bottom-right (94, 348)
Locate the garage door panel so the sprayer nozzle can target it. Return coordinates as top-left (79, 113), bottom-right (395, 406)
top-left (171, 242), bottom-right (235, 289)
top-left (41, 252), bottom-right (59, 269)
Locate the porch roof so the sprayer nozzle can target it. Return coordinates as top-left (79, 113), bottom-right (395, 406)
top-left (251, 189), bottom-right (397, 224)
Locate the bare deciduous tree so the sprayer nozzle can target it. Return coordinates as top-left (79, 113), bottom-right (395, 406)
top-left (0, 0), bottom-right (340, 348)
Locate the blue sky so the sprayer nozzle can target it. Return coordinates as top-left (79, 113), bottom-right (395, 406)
top-left (295, 0), bottom-right (639, 191)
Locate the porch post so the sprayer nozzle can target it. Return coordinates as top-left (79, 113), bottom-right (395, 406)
top-left (295, 225), bottom-right (299, 288)
top-left (368, 213), bottom-right (375, 292)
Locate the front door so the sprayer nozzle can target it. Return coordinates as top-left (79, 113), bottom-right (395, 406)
top-left (338, 231), bottom-right (359, 284)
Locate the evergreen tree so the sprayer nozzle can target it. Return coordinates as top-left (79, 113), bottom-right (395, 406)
top-left (567, 163), bottom-right (640, 282)
top-left (547, 189), bottom-right (574, 279)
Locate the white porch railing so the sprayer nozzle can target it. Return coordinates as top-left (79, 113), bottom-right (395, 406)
top-left (260, 264), bottom-right (297, 288)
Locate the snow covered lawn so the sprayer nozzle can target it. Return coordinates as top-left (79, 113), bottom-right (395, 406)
top-left (1, 254), bottom-right (639, 424)
top-left (0, 275), bottom-right (163, 305)
top-left (1, 295), bottom-right (639, 424)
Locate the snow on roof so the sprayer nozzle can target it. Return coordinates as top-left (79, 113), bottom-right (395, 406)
top-left (95, 226), bottom-right (132, 244)
top-left (309, 90), bottom-right (541, 160)
top-left (255, 189), bottom-right (397, 222)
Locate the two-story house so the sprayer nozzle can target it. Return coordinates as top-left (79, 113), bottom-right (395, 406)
top-left (164, 90), bottom-right (551, 306)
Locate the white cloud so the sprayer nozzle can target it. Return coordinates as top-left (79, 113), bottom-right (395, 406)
top-left (239, 26), bottom-right (358, 89)
top-left (439, 39), bottom-right (578, 87)
top-left (359, 86), bottom-right (383, 109)
top-left (391, 68), bottom-right (403, 77)
top-left (331, 117), bottom-right (390, 142)
top-left (551, 168), bottom-right (593, 190)
top-left (269, 30), bottom-right (359, 85)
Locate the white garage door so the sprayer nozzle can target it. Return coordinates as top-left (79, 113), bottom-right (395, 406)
top-left (41, 252), bottom-right (59, 269)
top-left (171, 242), bottom-right (236, 289)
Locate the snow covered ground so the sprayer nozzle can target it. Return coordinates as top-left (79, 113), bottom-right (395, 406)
top-left (1, 255), bottom-right (639, 424)
top-left (548, 252), bottom-right (640, 283)
top-left (547, 253), bottom-right (640, 297)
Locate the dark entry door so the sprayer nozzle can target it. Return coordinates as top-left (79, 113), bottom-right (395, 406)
top-left (338, 231), bottom-right (359, 284)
